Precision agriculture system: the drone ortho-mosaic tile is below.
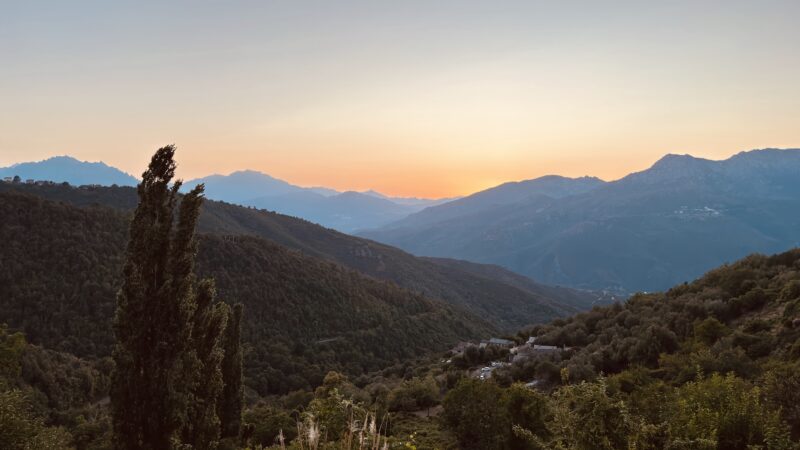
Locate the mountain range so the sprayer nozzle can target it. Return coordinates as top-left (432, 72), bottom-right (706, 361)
top-left (361, 149), bottom-right (800, 293)
top-left (0, 155), bottom-right (138, 186)
top-left (6, 148), bottom-right (800, 294)
top-left (182, 171), bottom-right (455, 232)
top-left (0, 157), bottom-right (452, 232)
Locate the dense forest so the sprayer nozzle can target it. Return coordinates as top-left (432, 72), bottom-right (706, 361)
top-left (221, 247), bottom-right (799, 449)
top-left (402, 248), bottom-right (800, 449)
top-left (226, 246), bottom-right (800, 449)
top-left (0, 190), bottom-right (492, 397)
top-left (0, 182), bottom-right (600, 330)
top-left (0, 324), bottom-right (111, 447)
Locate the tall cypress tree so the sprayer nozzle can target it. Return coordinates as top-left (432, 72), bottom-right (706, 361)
top-left (182, 280), bottom-right (229, 449)
top-left (218, 303), bottom-right (244, 440)
top-left (111, 146), bottom-right (231, 449)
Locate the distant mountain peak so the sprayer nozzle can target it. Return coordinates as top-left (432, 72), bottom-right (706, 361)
top-left (337, 190), bottom-right (367, 198)
top-left (732, 147), bottom-right (800, 156)
top-left (619, 153), bottom-right (717, 184)
top-left (0, 154), bottom-right (138, 186)
top-left (183, 169), bottom-right (298, 204)
top-left (35, 155), bottom-right (81, 164)
top-left (635, 149), bottom-right (800, 183)
top-left (651, 153), bottom-right (709, 167)
top-left (9, 154), bottom-right (110, 168)
top-left (218, 169), bottom-right (280, 180)
top-left (728, 148), bottom-right (800, 163)
top-left (362, 189), bottom-right (389, 199)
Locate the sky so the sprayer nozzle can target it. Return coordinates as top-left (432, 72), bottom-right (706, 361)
top-left (2, 1), bottom-right (799, 198)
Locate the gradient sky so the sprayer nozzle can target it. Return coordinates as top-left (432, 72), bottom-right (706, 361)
top-left (2, 1), bottom-right (799, 197)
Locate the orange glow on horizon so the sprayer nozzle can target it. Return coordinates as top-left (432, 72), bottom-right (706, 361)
top-left (4, 2), bottom-right (800, 198)
top-left (2, 140), bottom-right (789, 199)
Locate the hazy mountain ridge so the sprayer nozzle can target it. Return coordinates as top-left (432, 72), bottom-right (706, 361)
top-left (0, 155), bottom-right (139, 186)
top-left (0, 157), bottom-right (449, 232)
top-left (361, 149), bottom-right (800, 293)
top-left (245, 189), bottom-right (421, 232)
top-left (184, 170), bottom-right (452, 232)
top-left (376, 175), bottom-right (605, 231)
top-left (183, 170), bottom-right (299, 204)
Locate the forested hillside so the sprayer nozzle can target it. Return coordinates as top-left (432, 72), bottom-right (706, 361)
top-left (4, 186), bottom-right (800, 449)
top-left (0, 182), bottom-right (598, 330)
top-left (0, 324), bottom-right (113, 447)
top-left (0, 191), bottom-right (492, 395)
top-left (423, 257), bottom-right (615, 313)
top-left (429, 247), bottom-right (800, 449)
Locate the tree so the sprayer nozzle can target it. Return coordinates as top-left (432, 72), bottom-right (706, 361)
top-left (763, 363), bottom-right (800, 439)
top-left (504, 383), bottom-right (551, 450)
top-left (628, 325), bottom-right (678, 366)
top-left (668, 373), bottom-right (792, 450)
top-left (181, 281), bottom-right (229, 449)
top-left (387, 376), bottom-right (438, 414)
top-left (442, 379), bottom-right (509, 450)
top-left (219, 303), bottom-right (244, 440)
top-left (0, 389), bottom-right (73, 449)
top-left (0, 327), bottom-right (73, 449)
top-left (693, 317), bottom-right (729, 346)
top-left (0, 325), bottom-right (26, 380)
top-left (544, 379), bottom-right (632, 450)
top-left (111, 146), bottom-right (230, 449)
top-left (242, 405), bottom-right (296, 448)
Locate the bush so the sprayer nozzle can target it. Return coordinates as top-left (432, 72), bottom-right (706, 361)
top-left (694, 318), bottom-right (730, 346)
top-left (442, 379), bottom-right (509, 450)
top-left (387, 376), bottom-right (438, 413)
top-left (668, 373), bottom-right (791, 450)
top-left (242, 406), bottom-right (296, 447)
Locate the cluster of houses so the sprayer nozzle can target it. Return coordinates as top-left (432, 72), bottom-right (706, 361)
top-left (1, 176), bottom-right (58, 186)
top-left (479, 337), bottom-right (514, 348)
top-left (0, 176), bottom-right (105, 189)
top-left (451, 336), bottom-right (571, 381)
top-left (451, 336), bottom-right (568, 358)
top-left (510, 337), bottom-right (567, 364)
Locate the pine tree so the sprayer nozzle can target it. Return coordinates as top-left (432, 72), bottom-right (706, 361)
top-left (111, 146), bottom-right (230, 449)
top-left (219, 303), bottom-right (244, 440)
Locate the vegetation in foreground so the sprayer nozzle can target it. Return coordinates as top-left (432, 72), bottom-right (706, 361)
top-left (4, 247), bottom-right (800, 450)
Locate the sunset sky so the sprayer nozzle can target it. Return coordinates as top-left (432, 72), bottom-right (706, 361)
top-left (3, 1), bottom-right (799, 197)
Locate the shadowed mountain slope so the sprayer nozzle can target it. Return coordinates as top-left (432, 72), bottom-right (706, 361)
top-left (0, 182), bottom-right (599, 331)
top-left (361, 149), bottom-right (800, 293)
top-left (0, 191), bottom-right (493, 395)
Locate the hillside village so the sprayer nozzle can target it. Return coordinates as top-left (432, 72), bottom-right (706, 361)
top-left (450, 336), bottom-right (569, 382)
top-left (1, 175), bottom-right (104, 189)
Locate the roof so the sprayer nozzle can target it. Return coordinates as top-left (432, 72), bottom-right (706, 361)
top-left (533, 344), bottom-right (560, 351)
